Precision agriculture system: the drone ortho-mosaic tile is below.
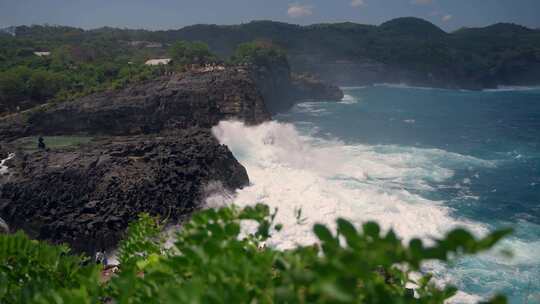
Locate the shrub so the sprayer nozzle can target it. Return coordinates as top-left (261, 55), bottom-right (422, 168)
top-left (169, 41), bottom-right (217, 66)
top-left (230, 41), bottom-right (288, 67)
top-left (0, 204), bottom-right (510, 303)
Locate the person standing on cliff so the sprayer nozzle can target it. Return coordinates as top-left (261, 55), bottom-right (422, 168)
top-left (37, 137), bottom-right (46, 150)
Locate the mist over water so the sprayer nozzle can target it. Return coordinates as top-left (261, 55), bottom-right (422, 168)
top-left (212, 86), bottom-right (540, 303)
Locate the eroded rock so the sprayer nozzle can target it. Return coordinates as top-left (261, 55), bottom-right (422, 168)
top-left (0, 128), bottom-right (248, 252)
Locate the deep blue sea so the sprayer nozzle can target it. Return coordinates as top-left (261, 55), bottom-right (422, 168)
top-left (212, 85), bottom-right (540, 303)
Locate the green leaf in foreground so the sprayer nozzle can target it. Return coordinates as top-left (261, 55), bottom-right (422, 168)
top-left (0, 204), bottom-right (511, 303)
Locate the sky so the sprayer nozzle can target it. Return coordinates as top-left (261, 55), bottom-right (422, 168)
top-left (1, 0), bottom-right (539, 31)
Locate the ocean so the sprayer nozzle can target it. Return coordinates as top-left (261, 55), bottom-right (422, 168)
top-left (212, 85), bottom-right (540, 303)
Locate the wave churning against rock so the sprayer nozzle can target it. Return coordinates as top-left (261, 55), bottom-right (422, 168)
top-left (212, 120), bottom-right (489, 245)
top-left (0, 153), bottom-right (14, 175)
top-left (211, 120), bottom-right (521, 303)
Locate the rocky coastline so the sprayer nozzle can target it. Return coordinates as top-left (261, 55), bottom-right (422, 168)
top-left (0, 64), bottom-right (343, 253)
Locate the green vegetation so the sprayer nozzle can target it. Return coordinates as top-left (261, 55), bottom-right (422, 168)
top-left (231, 41), bottom-right (287, 66)
top-left (14, 136), bottom-right (94, 152)
top-left (0, 30), bottom-right (218, 115)
top-left (2, 18), bottom-right (539, 115)
top-left (0, 48), bottom-right (165, 114)
top-left (0, 204), bottom-right (510, 303)
top-left (169, 41), bottom-right (217, 66)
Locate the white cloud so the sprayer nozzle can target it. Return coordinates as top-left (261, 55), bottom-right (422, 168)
top-left (411, 0), bottom-right (433, 5)
top-left (442, 14), bottom-right (453, 22)
top-left (350, 0), bottom-right (365, 7)
top-left (287, 3), bottom-right (313, 18)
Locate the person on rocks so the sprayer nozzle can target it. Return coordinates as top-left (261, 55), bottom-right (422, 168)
top-left (95, 249), bottom-right (107, 265)
top-left (37, 137), bottom-right (46, 150)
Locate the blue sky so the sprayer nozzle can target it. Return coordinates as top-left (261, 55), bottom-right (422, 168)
top-left (1, 0), bottom-right (539, 31)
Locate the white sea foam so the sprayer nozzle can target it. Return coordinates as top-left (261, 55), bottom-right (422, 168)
top-left (294, 102), bottom-right (330, 116)
top-left (341, 94), bottom-right (359, 104)
top-left (484, 86), bottom-right (540, 92)
top-left (211, 121), bottom-right (491, 246)
top-left (373, 83), bottom-right (446, 91)
top-left (211, 120), bottom-right (540, 302)
top-left (0, 153), bottom-right (15, 175)
top-left (340, 86), bottom-right (370, 91)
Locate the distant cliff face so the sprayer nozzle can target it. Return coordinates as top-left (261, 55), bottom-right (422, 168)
top-left (0, 64), bottom-right (344, 141)
top-left (165, 19), bottom-right (540, 89)
top-left (289, 56), bottom-right (540, 90)
top-left (248, 59), bottom-right (293, 114)
top-left (290, 73), bottom-right (344, 101)
top-left (248, 60), bottom-right (344, 115)
top-left (0, 67), bottom-right (271, 140)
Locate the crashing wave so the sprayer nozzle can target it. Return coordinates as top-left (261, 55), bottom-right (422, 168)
top-left (0, 153), bottom-right (15, 175)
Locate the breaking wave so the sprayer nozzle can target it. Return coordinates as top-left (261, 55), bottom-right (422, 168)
top-left (211, 120), bottom-right (540, 303)
top-left (212, 120), bottom-right (492, 246)
top-left (341, 94), bottom-right (359, 104)
top-left (0, 153), bottom-right (15, 175)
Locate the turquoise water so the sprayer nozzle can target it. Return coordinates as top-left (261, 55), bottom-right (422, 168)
top-left (213, 85), bottom-right (540, 303)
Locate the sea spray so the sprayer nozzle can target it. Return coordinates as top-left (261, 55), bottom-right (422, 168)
top-left (0, 153), bottom-right (15, 233)
top-left (0, 153), bottom-right (15, 175)
top-left (212, 120), bottom-right (502, 302)
top-left (211, 85), bottom-right (540, 303)
top-left (341, 94), bottom-right (359, 104)
top-left (212, 120), bottom-right (489, 244)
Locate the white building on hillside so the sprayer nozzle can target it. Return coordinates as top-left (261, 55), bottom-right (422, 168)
top-left (145, 58), bottom-right (172, 66)
top-left (34, 51), bottom-right (51, 57)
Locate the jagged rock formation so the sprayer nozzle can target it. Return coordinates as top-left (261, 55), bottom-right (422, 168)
top-left (0, 67), bottom-right (270, 141)
top-left (0, 66), bottom-right (343, 141)
top-left (249, 60), bottom-right (294, 114)
top-left (248, 62), bottom-right (344, 114)
top-left (0, 129), bottom-right (248, 252)
top-left (290, 73), bottom-right (344, 101)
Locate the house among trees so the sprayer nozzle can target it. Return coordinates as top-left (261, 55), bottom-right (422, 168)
top-left (144, 58), bottom-right (172, 66)
top-left (33, 51), bottom-right (51, 57)
top-left (128, 41), bottom-right (164, 48)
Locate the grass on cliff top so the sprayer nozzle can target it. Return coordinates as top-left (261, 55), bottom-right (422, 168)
top-left (15, 136), bottom-right (94, 152)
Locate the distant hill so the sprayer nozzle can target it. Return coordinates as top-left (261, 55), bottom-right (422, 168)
top-left (379, 17), bottom-right (447, 39)
top-left (2, 17), bottom-right (540, 89)
top-left (453, 23), bottom-right (535, 36)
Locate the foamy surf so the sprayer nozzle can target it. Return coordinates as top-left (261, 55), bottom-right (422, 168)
top-left (211, 120), bottom-right (517, 302)
top-left (0, 153), bottom-right (15, 175)
top-left (341, 94), bottom-right (359, 104)
top-left (212, 120), bottom-right (491, 243)
top-left (483, 86), bottom-right (540, 92)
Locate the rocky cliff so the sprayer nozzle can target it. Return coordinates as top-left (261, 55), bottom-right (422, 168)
top-left (0, 67), bottom-right (270, 141)
top-left (290, 73), bottom-right (345, 101)
top-left (0, 129), bottom-right (248, 252)
top-left (0, 65), bottom-right (343, 141)
top-left (0, 63), bottom-right (344, 252)
top-left (248, 61), bottom-right (344, 114)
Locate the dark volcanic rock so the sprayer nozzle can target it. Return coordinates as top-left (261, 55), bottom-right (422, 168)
top-left (0, 67), bottom-right (270, 141)
top-left (0, 65), bottom-right (343, 141)
top-left (290, 73), bottom-right (344, 101)
top-left (248, 60), bottom-right (295, 114)
top-left (0, 128), bottom-right (248, 252)
top-left (249, 62), bottom-right (344, 115)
